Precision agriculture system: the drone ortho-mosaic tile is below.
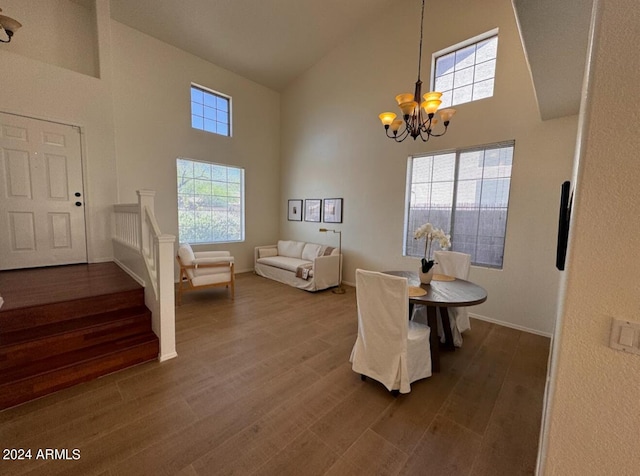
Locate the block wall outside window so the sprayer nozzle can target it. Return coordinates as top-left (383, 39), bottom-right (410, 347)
top-left (404, 141), bottom-right (514, 269)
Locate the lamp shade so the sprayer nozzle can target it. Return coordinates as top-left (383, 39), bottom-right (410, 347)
top-left (395, 93), bottom-right (414, 105)
top-left (390, 119), bottom-right (404, 132)
top-left (0, 14), bottom-right (22, 34)
top-left (422, 98), bottom-right (442, 114)
top-left (378, 112), bottom-right (397, 126)
top-left (438, 108), bottom-right (456, 123)
top-left (399, 101), bottom-right (418, 116)
top-left (423, 91), bottom-right (442, 102)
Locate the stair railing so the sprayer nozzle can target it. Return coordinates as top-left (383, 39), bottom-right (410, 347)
top-left (112, 190), bottom-right (177, 361)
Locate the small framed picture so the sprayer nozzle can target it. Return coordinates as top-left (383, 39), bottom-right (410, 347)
top-left (323, 198), bottom-right (343, 223)
top-left (304, 199), bottom-right (322, 222)
top-left (288, 199), bottom-right (303, 221)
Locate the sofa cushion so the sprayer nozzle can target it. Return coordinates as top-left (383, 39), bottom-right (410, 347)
top-left (257, 256), bottom-right (311, 273)
top-left (302, 243), bottom-right (322, 261)
top-left (259, 248), bottom-right (278, 259)
top-left (277, 240), bottom-right (305, 258)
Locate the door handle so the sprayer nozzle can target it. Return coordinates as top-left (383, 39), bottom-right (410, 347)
top-left (75, 192), bottom-right (81, 197)
top-left (75, 202), bottom-right (82, 207)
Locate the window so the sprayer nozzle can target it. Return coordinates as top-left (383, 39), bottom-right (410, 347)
top-left (190, 84), bottom-right (231, 136)
top-left (432, 31), bottom-right (498, 108)
top-left (177, 158), bottom-right (244, 244)
top-left (404, 141), bottom-right (514, 268)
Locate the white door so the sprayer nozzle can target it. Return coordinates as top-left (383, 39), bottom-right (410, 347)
top-left (0, 112), bottom-right (87, 270)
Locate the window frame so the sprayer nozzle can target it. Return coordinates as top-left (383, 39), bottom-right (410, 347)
top-left (190, 83), bottom-right (232, 137)
top-left (176, 158), bottom-right (245, 245)
top-left (430, 28), bottom-right (499, 108)
top-left (403, 140), bottom-right (515, 269)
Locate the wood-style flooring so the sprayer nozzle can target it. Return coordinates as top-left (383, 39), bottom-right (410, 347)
top-left (0, 272), bottom-right (549, 475)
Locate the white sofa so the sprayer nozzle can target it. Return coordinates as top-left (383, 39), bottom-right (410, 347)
top-left (254, 240), bottom-right (340, 291)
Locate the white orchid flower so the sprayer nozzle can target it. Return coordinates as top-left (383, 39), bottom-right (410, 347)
top-left (413, 222), bottom-right (451, 259)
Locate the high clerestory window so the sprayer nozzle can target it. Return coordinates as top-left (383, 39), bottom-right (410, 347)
top-left (190, 84), bottom-right (231, 137)
top-left (404, 141), bottom-right (514, 269)
top-left (432, 30), bottom-right (498, 108)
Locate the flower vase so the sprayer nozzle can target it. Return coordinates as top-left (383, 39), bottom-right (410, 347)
top-left (418, 267), bottom-right (433, 285)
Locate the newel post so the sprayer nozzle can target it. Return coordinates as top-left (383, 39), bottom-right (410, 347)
top-left (156, 233), bottom-right (177, 361)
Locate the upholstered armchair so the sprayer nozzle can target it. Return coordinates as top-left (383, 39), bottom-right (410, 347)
top-left (176, 244), bottom-right (235, 304)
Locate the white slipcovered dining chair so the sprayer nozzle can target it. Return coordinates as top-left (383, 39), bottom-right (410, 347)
top-left (176, 243), bottom-right (235, 304)
top-left (350, 269), bottom-right (431, 394)
top-left (433, 250), bottom-right (472, 347)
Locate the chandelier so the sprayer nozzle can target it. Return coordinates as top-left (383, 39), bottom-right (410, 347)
top-left (378, 0), bottom-right (455, 142)
top-left (0, 7), bottom-right (21, 43)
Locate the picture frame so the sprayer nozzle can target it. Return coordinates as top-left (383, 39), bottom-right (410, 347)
top-left (304, 199), bottom-right (322, 222)
top-left (323, 198), bottom-right (343, 223)
top-left (288, 199), bottom-right (303, 221)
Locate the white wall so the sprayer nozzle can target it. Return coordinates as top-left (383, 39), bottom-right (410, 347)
top-left (1, 0), bottom-right (99, 77)
top-left (541, 0), bottom-right (640, 472)
top-left (109, 21), bottom-right (281, 273)
top-left (0, 0), bottom-right (116, 263)
top-left (280, 0), bottom-right (577, 335)
top-left (1, 1), bottom-right (281, 274)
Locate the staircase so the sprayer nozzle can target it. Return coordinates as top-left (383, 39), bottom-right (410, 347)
top-left (0, 263), bottom-right (159, 410)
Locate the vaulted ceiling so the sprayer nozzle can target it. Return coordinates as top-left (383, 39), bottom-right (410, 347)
top-left (109, 0), bottom-right (391, 92)
top-left (110, 0), bottom-right (592, 119)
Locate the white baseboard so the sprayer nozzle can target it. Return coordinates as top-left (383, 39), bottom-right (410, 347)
top-left (158, 351), bottom-right (178, 362)
top-left (90, 256), bottom-right (114, 263)
top-left (318, 281), bottom-right (550, 337)
top-left (469, 312), bottom-right (552, 338)
top-left (113, 258), bottom-right (146, 287)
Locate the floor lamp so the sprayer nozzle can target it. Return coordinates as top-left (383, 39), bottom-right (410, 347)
top-left (319, 228), bottom-right (345, 294)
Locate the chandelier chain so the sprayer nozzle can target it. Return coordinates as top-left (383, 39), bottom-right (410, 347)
top-left (417, 0), bottom-right (426, 82)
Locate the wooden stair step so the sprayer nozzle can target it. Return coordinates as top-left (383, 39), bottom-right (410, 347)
top-left (0, 306), bottom-right (152, 370)
top-left (0, 288), bottom-right (145, 333)
top-left (0, 331), bottom-right (159, 410)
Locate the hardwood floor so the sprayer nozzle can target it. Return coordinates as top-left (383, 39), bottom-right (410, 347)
top-left (0, 272), bottom-right (549, 475)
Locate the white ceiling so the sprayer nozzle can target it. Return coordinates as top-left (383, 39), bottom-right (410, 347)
top-left (109, 0), bottom-right (391, 92)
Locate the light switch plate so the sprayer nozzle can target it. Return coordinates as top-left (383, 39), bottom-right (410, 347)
top-left (610, 317), bottom-right (640, 355)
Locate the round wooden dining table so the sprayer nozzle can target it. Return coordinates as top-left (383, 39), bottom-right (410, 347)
top-left (384, 270), bottom-right (487, 372)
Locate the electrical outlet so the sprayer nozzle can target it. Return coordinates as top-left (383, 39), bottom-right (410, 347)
top-left (610, 317), bottom-right (640, 355)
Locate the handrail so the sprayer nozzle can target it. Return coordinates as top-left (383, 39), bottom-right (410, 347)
top-left (112, 190), bottom-right (176, 362)
top-left (141, 204), bottom-right (161, 296)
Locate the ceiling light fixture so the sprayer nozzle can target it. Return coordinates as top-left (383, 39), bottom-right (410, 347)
top-left (378, 0), bottom-right (455, 142)
top-left (0, 7), bottom-right (22, 43)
